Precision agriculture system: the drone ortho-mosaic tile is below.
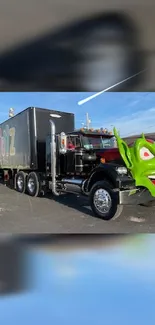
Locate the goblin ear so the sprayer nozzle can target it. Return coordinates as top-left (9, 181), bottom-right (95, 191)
top-left (113, 127), bottom-right (119, 138)
top-left (113, 127), bottom-right (133, 169)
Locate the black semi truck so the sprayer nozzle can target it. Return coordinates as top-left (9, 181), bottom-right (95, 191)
top-left (0, 107), bottom-right (146, 220)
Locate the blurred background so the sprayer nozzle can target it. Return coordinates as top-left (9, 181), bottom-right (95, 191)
top-left (0, 0), bottom-right (154, 91)
top-left (0, 235), bottom-right (155, 324)
top-left (0, 2), bottom-right (155, 322)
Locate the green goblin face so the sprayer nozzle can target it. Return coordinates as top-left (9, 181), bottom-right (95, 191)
top-left (113, 127), bottom-right (155, 197)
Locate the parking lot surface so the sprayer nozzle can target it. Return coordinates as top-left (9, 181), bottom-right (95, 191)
top-left (0, 184), bottom-right (155, 233)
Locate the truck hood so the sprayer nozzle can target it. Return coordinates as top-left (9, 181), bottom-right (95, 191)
top-left (95, 148), bottom-right (122, 163)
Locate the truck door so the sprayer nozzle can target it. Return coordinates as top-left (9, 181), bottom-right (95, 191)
top-left (66, 135), bottom-right (81, 173)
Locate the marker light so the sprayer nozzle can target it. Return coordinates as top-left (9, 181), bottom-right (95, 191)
top-left (50, 114), bottom-right (61, 118)
top-left (79, 128), bottom-right (112, 135)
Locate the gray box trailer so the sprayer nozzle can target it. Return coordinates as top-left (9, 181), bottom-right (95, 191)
top-left (0, 107), bottom-right (75, 171)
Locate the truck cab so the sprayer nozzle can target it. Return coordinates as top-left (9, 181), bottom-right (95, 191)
top-left (45, 126), bottom-right (135, 221)
top-left (46, 128), bottom-right (118, 178)
top-left (66, 128), bottom-right (115, 151)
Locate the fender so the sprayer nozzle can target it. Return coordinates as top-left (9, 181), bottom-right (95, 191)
top-left (86, 163), bottom-right (119, 192)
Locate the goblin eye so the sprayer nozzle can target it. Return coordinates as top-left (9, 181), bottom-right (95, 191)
top-left (140, 147), bottom-right (154, 160)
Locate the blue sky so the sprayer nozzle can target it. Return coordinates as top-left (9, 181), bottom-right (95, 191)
top-left (0, 92), bottom-right (155, 136)
top-left (0, 235), bottom-right (155, 325)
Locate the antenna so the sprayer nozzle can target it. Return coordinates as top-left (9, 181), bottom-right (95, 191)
top-left (86, 113), bottom-right (91, 129)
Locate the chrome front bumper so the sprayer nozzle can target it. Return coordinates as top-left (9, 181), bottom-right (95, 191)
top-left (119, 188), bottom-right (154, 205)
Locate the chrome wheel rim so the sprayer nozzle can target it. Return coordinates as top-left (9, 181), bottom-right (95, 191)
top-left (17, 176), bottom-right (24, 191)
top-left (93, 188), bottom-right (112, 214)
top-left (27, 178), bottom-right (35, 193)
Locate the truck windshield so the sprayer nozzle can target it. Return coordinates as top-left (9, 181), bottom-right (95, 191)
top-left (83, 136), bottom-right (116, 150)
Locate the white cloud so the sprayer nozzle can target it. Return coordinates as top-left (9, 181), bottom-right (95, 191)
top-left (106, 107), bottom-right (155, 137)
top-left (127, 99), bottom-right (141, 107)
top-left (55, 265), bottom-right (78, 278)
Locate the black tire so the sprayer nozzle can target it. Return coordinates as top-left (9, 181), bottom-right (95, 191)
top-left (90, 180), bottom-right (123, 220)
top-left (15, 171), bottom-right (27, 193)
top-left (26, 172), bottom-right (41, 197)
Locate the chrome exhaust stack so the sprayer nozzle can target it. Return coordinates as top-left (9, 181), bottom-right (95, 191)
top-left (50, 119), bottom-right (59, 196)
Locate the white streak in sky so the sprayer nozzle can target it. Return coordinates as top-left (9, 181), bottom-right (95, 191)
top-left (78, 69), bottom-right (147, 106)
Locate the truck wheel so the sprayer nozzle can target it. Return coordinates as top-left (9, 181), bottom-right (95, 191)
top-left (15, 171), bottom-right (27, 193)
top-left (27, 172), bottom-right (41, 197)
top-left (90, 180), bottom-right (123, 220)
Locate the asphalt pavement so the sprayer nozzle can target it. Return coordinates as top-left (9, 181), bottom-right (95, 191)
top-left (0, 184), bottom-right (155, 233)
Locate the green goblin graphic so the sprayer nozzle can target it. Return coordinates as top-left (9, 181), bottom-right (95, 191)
top-left (113, 127), bottom-right (155, 197)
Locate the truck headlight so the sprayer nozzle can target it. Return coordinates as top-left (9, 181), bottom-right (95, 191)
top-left (116, 166), bottom-right (128, 175)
